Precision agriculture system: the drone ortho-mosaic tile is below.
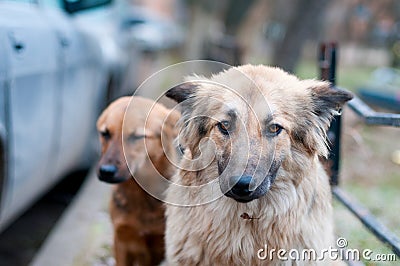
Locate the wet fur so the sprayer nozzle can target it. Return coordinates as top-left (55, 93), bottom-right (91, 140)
top-left (165, 65), bottom-right (353, 265)
top-left (96, 96), bottom-right (179, 266)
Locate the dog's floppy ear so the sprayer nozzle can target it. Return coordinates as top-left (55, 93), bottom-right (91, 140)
top-left (166, 82), bottom-right (199, 103)
top-left (165, 82), bottom-right (205, 155)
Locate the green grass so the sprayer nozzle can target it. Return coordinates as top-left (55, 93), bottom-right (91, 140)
top-left (295, 61), bottom-right (375, 91)
top-left (338, 124), bottom-right (400, 262)
top-left (333, 200), bottom-right (396, 265)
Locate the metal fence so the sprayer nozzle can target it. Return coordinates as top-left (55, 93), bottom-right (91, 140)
top-left (319, 42), bottom-right (400, 258)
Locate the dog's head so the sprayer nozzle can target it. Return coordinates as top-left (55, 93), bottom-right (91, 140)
top-left (96, 96), bottom-right (179, 184)
top-left (166, 65), bottom-right (353, 203)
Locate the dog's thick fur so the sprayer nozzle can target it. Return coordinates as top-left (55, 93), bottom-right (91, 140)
top-left (96, 96), bottom-right (179, 266)
top-left (165, 65), bottom-right (353, 265)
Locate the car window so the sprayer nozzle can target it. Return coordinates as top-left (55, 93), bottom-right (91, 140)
top-left (38, 0), bottom-right (62, 9)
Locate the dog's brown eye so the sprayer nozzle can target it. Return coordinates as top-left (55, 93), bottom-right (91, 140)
top-left (267, 124), bottom-right (283, 136)
top-left (100, 129), bottom-right (111, 140)
top-left (217, 121), bottom-right (231, 135)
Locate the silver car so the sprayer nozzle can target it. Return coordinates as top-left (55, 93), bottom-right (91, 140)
top-left (0, 0), bottom-right (135, 231)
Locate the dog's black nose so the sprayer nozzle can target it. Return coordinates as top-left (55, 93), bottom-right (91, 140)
top-left (98, 164), bottom-right (117, 179)
top-left (231, 176), bottom-right (252, 197)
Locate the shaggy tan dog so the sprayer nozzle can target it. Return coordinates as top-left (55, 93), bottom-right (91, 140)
top-left (164, 65), bottom-right (353, 265)
top-left (96, 96), bottom-right (179, 266)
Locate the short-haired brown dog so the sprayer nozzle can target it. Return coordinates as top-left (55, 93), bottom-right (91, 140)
top-left (96, 96), bottom-right (179, 266)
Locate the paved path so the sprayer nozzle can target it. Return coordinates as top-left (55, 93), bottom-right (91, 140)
top-left (30, 169), bottom-right (113, 266)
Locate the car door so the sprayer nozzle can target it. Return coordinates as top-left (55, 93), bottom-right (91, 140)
top-left (0, 26), bottom-right (9, 220)
top-left (42, 6), bottom-right (106, 177)
top-left (0, 2), bottom-right (59, 228)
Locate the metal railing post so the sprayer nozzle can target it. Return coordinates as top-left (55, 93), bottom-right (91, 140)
top-left (319, 42), bottom-right (341, 186)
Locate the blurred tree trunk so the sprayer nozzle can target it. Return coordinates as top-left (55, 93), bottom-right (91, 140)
top-left (183, 0), bottom-right (229, 59)
top-left (272, 0), bottom-right (329, 73)
top-left (237, 0), bottom-right (273, 62)
top-left (184, 3), bottom-right (214, 59)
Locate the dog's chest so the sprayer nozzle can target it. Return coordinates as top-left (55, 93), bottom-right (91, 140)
top-left (184, 208), bottom-right (274, 264)
top-left (111, 187), bottom-right (165, 229)
top-left (170, 203), bottom-right (314, 265)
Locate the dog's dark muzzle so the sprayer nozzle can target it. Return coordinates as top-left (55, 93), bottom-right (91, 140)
top-left (225, 175), bottom-right (255, 203)
top-left (97, 164), bottom-right (129, 184)
top-left (222, 161), bottom-right (281, 203)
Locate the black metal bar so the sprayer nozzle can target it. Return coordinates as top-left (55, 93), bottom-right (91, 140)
top-left (332, 187), bottom-right (400, 257)
top-left (319, 43), bottom-right (330, 79)
top-left (319, 42), bottom-right (341, 186)
top-left (328, 43), bottom-right (341, 186)
top-left (329, 42), bottom-right (337, 84)
top-left (346, 96), bottom-right (400, 127)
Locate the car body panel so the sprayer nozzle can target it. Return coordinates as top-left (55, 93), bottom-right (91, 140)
top-left (72, 6), bottom-right (133, 99)
top-left (0, 27), bottom-right (9, 221)
top-left (0, 1), bottom-right (116, 231)
top-left (42, 7), bottom-right (105, 177)
top-left (0, 3), bottom-right (60, 228)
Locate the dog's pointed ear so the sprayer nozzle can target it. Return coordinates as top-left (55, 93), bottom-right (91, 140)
top-left (293, 80), bottom-right (353, 157)
top-left (310, 83), bottom-right (353, 114)
top-left (166, 82), bottom-right (200, 103)
top-left (307, 81), bottom-right (353, 129)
